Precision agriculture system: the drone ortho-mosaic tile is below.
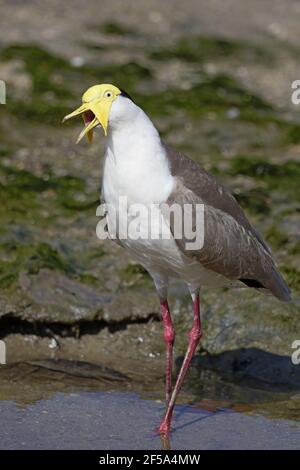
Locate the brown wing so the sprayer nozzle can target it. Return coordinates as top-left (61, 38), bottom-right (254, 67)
top-left (165, 145), bottom-right (291, 301)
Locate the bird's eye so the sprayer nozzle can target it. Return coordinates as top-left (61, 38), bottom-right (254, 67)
top-left (104, 90), bottom-right (113, 99)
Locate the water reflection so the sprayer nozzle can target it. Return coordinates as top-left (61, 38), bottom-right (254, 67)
top-left (0, 348), bottom-right (299, 423)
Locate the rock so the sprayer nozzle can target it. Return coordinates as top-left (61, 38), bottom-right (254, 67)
top-left (190, 347), bottom-right (300, 390)
top-left (200, 289), bottom-right (300, 356)
top-left (0, 270), bottom-right (109, 324)
top-left (19, 269), bottom-right (111, 322)
top-left (0, 269), bottom-right (158, 324)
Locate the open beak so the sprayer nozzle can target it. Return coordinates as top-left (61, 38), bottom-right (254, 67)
top-left (62, 99), bottom-right (111, 144)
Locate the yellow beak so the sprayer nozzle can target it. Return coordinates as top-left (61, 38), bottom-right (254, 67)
top-left (62, 98), bottom-right (113, 143)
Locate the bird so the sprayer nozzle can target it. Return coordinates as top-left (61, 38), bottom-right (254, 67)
top-left (63, 83), bottom-right (291, 436)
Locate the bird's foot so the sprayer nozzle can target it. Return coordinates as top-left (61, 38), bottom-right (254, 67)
top-left (156, 419), bottom-right (171, 436)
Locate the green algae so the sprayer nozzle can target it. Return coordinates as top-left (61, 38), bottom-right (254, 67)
top-left (0, 45), bottom-right (74, 123)
top-left (288, 239), bottom-right (300, 255)
top-left (0, 41), bottom-right (296, 142)
top-left (137, 75), bottom-right (272, 119)
top-left (0, 241), bottom-right (73, 289)
top-left (119, 263), bottom-right (151, 288)
top-left (7, 99), bottom-right (71, 126)
top-left (0, 45), bottom-right (151, 125)
top-left (281, 266), bottom-right (300, 291)
top-left (150, 35), bottom-right (271, 63)
top-left (281, 122), bottom-right (300, 145)
top-left (229, 156), bottom-right (300, 179)
top-left (79, 273), bottom-right (99, 286)
top-left (1, 45), bottom-right (73, 96)
top-left (265, 225), bottom-right (289, 250)
top-left (99, 21), bottom-right (136, 36)
top-left (0, 146), bottom-right (11, 157)
top-left (26, 242), bottom-right (73, 275)
top-left (0, 157), bottom-right (101, 294)
top-left (0, 43), bottom-right (283, 131)
top-left (233, 189), bottom-right (271, 216)
top-left (0, 161), bottom-right (99, 231)
top-left (1, 45), bottom-right (71, 75)
top-left (229, 156), bottom-right (300, 202)
top-left (0, 165), bottom-right (47, 223)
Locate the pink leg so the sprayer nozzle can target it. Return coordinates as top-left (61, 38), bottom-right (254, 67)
top-left (158, 294), bottom-right (202, 435)
top-left (160, 299), bottom-right (175, 404)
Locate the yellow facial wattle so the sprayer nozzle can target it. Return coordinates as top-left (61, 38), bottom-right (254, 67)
top-left (62, 84), bottom-right (121, 143)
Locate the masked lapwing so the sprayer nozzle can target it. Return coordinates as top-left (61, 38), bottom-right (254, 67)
top-left (63, 83), bottom-right (291, 436)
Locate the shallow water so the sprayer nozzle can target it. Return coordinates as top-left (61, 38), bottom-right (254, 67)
top-left (1, 390), bottom-right (299, 450)
top-left (0, 359), bottom-right (300, 449)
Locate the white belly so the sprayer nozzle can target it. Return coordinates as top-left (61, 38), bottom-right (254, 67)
top-left (106, 201), bottom-right (231, 288)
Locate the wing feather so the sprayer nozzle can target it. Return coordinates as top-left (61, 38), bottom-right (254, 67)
top-left (164, 145), bottom-right (291, 301)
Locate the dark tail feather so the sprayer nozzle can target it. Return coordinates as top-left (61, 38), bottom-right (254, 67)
top-left (241, 268), bottom-right (291, 301)
top-left (266, 267), bottom-right (291, 302)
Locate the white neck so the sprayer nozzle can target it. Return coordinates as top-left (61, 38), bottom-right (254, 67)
top-left (102, 105), bottom-right (174, 205)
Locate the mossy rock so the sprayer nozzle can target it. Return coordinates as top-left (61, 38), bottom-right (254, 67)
top-left (0, 45), bottom-right (151, 125)
top-left (137, 74), bottom-right (272, 120)
top-left (0, 162), bottom-right (96, 223)
top-left (0, 240), bottom-right (73, 290)
top-left (229, 156), bottom-right (300, 202)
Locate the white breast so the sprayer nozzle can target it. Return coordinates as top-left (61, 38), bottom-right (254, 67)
top-left (101, 103), bottom-right (232, 289)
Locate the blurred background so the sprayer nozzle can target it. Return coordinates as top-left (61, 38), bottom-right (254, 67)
top-left (0, 0), bottom-right (299, 418)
